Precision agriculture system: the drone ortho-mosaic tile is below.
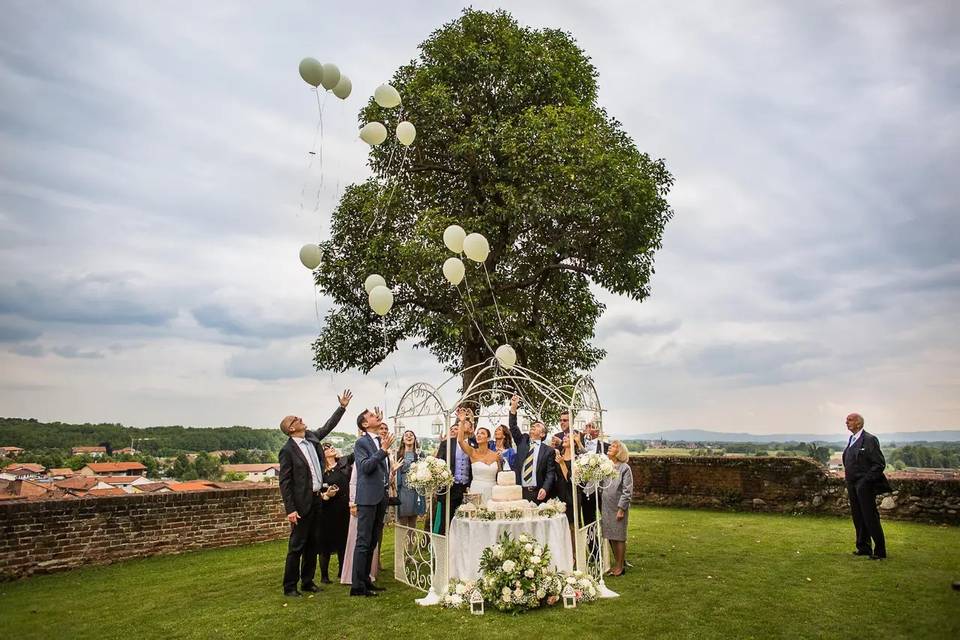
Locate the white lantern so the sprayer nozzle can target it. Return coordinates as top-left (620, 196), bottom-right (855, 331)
top-left (462, 233), bottom-right (489, 263)
top-left (470, 589), bottom-right (485, 615)
top-left (432, 416), bottom-right (444, 436)
top-left (562, 584), bottom-right (577, 609)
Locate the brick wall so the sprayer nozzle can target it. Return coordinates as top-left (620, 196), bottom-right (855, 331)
top-left (628, 456), bottom-right (960, 525)
top-left (0, 487), bottom-right (288, 580)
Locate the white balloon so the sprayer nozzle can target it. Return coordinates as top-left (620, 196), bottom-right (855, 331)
top-left (396, 121), bottom-right (416, 146)
top-left (359, 122), bottom-right (388, 146)
top-left (299, 244), bottom-right (322, 270)
top-left (442, 257), bottom-right (465, 286)
top-left (374, 83), bottom-right (402, 108)
top-left (369, 285), bottom-right (394, 316)
top-left (443, 225), bottom-right (466, 253)
top-left (332, 74), bottom-right (352, 99)
top-left (298, 58), bottom-right (324, 87)
top-left (364, 274), bottom-right (387, 294)
top-left (320, 63), bottom-right (341, 90)
top-left (495, 344), bottom-right (517, 370)
top-left (462, 233), bottom-right (490, 263)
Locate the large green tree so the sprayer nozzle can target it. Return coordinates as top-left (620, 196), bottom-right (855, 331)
top-left (313, 9), bottom-right (674, 397)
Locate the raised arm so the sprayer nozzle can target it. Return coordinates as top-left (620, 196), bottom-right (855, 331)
top-left (456, 422), bottom-right (479, 461)
top-left (508, 395), bottom-right (524, 445)
top-left (312, 390), bottom-right (352, 441)
top-left (356, 435), bottom-right (389, 475)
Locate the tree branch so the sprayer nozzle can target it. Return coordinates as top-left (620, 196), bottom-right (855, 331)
top-left (495, 261), bottom-right (598, 293)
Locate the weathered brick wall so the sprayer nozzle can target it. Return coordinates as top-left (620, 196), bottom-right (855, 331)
top-left (628, 456), bottom-right (960, 525)
top-left (0, 487), bottom-right (288, 580)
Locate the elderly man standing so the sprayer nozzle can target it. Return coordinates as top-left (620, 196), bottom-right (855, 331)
top-left (278, 390), bottom-right (352, 597)
top-left (842, 412), bottom-right (892, 560)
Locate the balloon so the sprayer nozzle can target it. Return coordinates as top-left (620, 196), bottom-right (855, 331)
top-left (495, 344), bottom-right (517, 370)
top-left (364, 274), bottom-right (387, 294)
top-left (298, 58), bottom-right (324, 87)
top-left (443, 225), bottom-right (466, 253)
top-left (299, 244), bottom-right (322, 270)
top-left (369, 285), bottom-right (394, 316)
top-left (462, 233), bottom-right (490, 262)
top-left (374, 84), bottom-right (402, 108)
top-left (320, 63), bottom-right (341, 90)
top-left (396, 121), bottom-right (416, 146)
top-left (359, 122), bottom-right (388, 146)
top-left (442, 257), bottom-right (465, 286)
top-left (332, 75), bottom-right (352, 99)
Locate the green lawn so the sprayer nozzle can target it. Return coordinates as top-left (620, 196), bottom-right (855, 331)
top-left (1, 507), bottom-right (958, 639)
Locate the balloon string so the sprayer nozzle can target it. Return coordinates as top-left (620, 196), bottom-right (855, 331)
top-left (299, 88), bottom-right (324, 215)
top-left (313, 90), bottom-right (327, 216)
top-left (313, 281), bottom-right (322, 330)
top-left (458, 274), bottom-right (496, 357)
top-left (482, 262), bottom-right (508, 343)
top-left (365, 144), bottom-right (411, 234)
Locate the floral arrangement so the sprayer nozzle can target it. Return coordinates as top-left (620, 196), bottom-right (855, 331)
top-left (439, 531), bottom-right (600, 613)
top-left (573, 451), bottom-right (617, 485)
top-left (536, 498), bottom-right (567, 517)
top-left (456, 503), bottom-right (566, 521)
top-left (405, 455), bottom-right (453, 496)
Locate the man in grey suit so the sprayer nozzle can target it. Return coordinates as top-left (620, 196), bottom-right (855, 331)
top-left (350, 407), bottom-right (395, 596)
top-left (843, 412), bottom-right (893, 560)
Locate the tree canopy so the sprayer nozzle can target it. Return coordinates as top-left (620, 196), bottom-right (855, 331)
top-left (313, 9), bottom-right (674, 397)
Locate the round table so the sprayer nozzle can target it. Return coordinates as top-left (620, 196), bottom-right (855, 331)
top-left (448, 513), bottom-right (573, 581)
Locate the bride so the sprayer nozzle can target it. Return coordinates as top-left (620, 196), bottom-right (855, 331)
top-left (456, 413), bottom-right (502, 503)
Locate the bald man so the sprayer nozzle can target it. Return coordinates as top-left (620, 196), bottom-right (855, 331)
top-left (842, 413), bottom-right (892, 560)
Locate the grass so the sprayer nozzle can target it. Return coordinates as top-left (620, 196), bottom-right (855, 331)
top-left (1, 507), bottom-right (958, 639)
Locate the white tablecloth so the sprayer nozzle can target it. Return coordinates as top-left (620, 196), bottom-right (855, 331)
top-left (448, 514), bottom-right (573, 581)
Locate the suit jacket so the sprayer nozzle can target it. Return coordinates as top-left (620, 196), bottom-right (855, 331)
top-left (353, 432), bottom-right (390, 506)
top-left (842, 430), bottom-right (893, 494)
top-left (508, 412), bottom-right (556, 495)
top-left (435, 437), bottom-right (473, 486)
top-left (278, 406), bottom-right (345, 516)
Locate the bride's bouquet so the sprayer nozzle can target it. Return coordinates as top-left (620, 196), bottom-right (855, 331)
top-left (573, 451), bottom-right (617, 485)
top-left (405, 456), bottom-right (453, 496)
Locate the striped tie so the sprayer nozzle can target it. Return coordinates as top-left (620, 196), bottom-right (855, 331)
top-left (523, 447), bottom-right (534, 485)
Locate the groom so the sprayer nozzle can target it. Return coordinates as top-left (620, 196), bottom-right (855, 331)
top-left (508, 394), bottom-right (556, 503)
top-left (351, 406), bottom-right (395, 596)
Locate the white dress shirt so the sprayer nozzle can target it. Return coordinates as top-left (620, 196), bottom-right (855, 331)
top-left (292, 436), bottom-right (322, 491)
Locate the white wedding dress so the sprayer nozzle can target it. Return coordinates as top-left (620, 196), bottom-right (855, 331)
top-left (468, 461), bottom-right (499, 503)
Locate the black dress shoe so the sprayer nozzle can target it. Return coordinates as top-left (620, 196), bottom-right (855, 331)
top-left (284, 591), bottom-right (302, 598)
top-left (349, 589), bottom-right (368, 597)
top-left (870, 554), bottom-right (887, 560)
top-left (320, 577), bottom-right (332, 584)
top-left (301, 583), bottom-right (321, 593)
top-left (852, 550), bottom-right (871, 556)
top-left (366, 583), bottom-right (386, 592)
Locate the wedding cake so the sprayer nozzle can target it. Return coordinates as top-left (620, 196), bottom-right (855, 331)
top-left (487, 471), bottom-right (529, 511)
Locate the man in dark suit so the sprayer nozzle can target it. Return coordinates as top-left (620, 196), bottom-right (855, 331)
top-left (278, 390), bottom-right (352, 597)
top-left (350, 407), bottom-right (395, 596)
top-left (842, 412), bottom-right (893, 560)
top-left (434, 408), bottom-right (473, 533)
top-left (508, 394), bottom-right (556, 503)
top-left (580, 420), bottom-right (610, 526)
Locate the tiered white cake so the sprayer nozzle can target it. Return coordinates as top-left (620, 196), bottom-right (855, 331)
top-left (487, 471), bottom-right (529, 511)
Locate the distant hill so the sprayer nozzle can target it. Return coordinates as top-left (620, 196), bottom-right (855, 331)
top-left (619, 429), bottom-right (960, 444)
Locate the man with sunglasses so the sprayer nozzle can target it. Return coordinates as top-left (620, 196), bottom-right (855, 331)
top-left (278, 390), bottom-right (353, 597)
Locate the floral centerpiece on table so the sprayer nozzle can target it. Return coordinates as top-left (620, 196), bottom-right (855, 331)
top-left (406, 455), bottom-right (453, 496)
top-left (439, 531), bottom-right (600, 612)
top-left (536, 498), bottom-right (567, 517)
top-left (573, 451), bottom-right (617, 484)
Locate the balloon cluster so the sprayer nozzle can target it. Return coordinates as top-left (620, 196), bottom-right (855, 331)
top-left (360, 84), bottom-right (416, 147)
top-left (364, 274), bottom-right (393, 316)
top-left (298, 57), bottom-right (352, 99)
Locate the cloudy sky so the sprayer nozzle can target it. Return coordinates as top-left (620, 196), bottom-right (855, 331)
top-left (1, 1), bottom-right (957, 436)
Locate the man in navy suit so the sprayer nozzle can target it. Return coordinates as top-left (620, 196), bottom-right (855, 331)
top-left (277, 390), bottom-right (352, 597)
top-left (508, 394), bottom-right (556, 503)
top-left (843, 412), bottom-right (893, 560)
top-left (350, 406), bottom-right (395, 596)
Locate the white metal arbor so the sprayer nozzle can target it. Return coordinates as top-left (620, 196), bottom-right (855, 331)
top-left (391, 357), bottom-right (617, 604)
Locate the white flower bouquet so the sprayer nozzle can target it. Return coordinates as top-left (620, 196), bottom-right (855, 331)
top-left (573, 451), bottom-right (617, 485)
top-left (406, 455), bottom-right (454, 496)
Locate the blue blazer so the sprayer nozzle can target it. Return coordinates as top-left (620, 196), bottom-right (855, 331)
top-left (353, 432), bottom-right (390, 506)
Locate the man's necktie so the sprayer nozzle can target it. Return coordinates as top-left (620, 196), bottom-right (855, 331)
top-left (523, 444), bottom-right (535, 485)
top-left (304, 442), bottom-right (323, 491)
